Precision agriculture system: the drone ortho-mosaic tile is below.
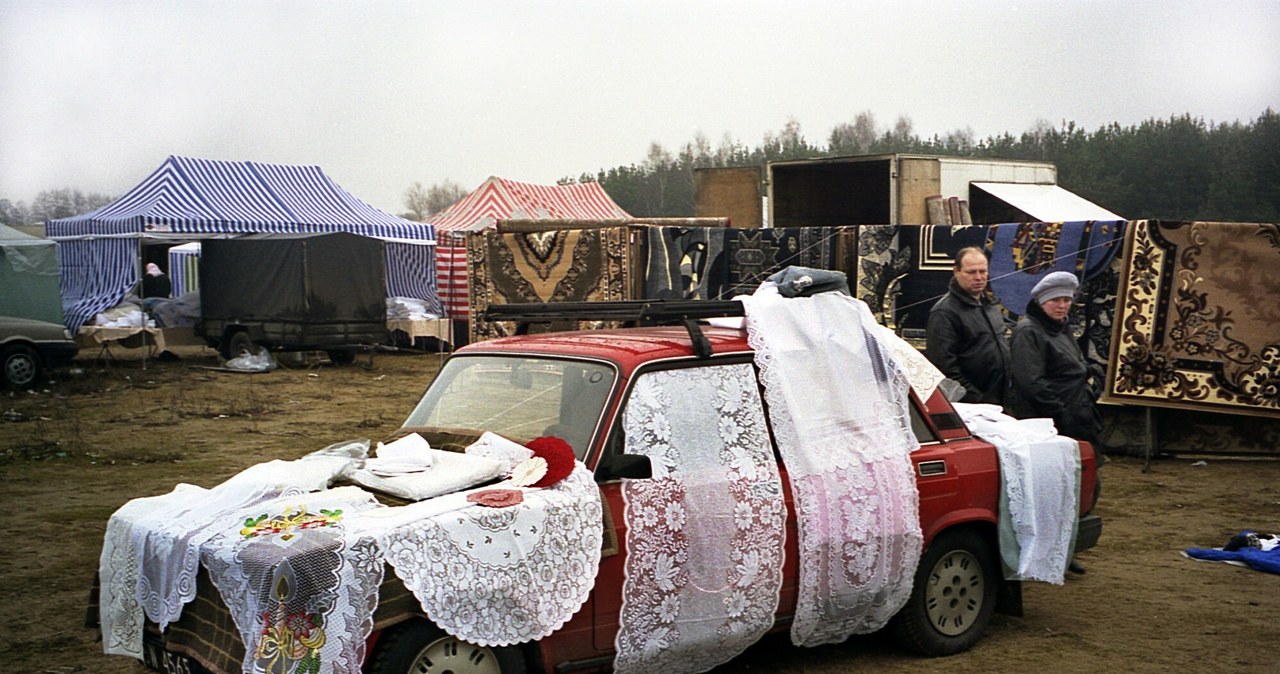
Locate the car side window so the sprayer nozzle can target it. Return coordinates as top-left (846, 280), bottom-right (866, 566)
top-left (908, 397), bottom-right (938, 444)
top-left (597, 357), bottom-right (761, 480)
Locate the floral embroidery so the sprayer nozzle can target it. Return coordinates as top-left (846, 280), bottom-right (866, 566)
top-left (240, 506), bottom-right (344, 540)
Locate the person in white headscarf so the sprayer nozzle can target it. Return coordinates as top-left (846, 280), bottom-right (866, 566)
top-left (141, 263), bottom-right (172, 301)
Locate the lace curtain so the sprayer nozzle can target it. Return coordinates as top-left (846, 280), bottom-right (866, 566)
top-left (954, 403), bottom-right (1081, 584)
top-left (614, 364), bottom-right (786, 674)
top-left (741, 286), bottom-right (923, 647)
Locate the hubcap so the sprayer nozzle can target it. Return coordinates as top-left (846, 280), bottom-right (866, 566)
top-left (410, 635), bottom-right (503, 674)
top-left (5, 354), bottom-right (36, 386)
top-left (925, 548), bottom-right (985, 637)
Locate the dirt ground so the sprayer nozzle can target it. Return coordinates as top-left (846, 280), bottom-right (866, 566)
top-left (1, 346), bottom-right (1276, 674)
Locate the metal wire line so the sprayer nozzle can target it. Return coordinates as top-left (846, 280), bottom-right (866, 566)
top-left (697, 226), bottom-right (1124, 316)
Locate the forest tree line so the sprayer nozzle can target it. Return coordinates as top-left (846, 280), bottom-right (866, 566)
top-left (0, 188), bottom-right (114, 227)
top-left (4, 109), bottom-right (1275, 227)
top-left (577, 109), bottom-right (1280, 223)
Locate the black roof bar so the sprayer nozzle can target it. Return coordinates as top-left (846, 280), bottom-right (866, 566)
top-left (481, 300), bottom-right (746, 359)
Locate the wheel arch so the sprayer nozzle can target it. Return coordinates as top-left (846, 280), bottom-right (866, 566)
top-left (923, 517), bottom-right (1023, 619)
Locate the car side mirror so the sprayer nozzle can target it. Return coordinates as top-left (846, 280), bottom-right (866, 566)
top-left (594, 453), bottom-right (652, 481)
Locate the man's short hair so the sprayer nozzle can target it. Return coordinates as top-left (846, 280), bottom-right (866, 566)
top-left (953, 246), bottom-right (988, 270)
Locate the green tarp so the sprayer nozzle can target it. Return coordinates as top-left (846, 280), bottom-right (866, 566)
top-left (0, 224), bottom-right (64, 325)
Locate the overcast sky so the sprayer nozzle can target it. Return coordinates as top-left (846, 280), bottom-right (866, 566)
top-left (2, 0), bottom-right (1277, 216)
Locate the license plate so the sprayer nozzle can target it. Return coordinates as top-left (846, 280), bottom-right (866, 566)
top-left (142, 635), bottom-right (198, 674)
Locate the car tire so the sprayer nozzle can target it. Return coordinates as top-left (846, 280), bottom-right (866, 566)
top-left (326, 349), bottom-right (356, 365)
top-left (221, 331), bottom-right (257, 360)
top-left (365, 619), bottom-right (526, 674)
top-left (890, 527), bottom-right (998, 656)
top-left (2, 344), bottom-right (42, 390)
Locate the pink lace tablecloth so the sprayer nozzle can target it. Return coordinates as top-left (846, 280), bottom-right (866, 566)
top-left (742, 285), bottom-right (923, 647)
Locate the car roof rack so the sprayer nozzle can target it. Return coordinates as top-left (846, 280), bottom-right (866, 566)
top-left (482, 300), bottom-right (746, 359)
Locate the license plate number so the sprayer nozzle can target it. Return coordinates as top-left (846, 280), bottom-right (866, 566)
top-left (142, 637), bottom-right (196, 674)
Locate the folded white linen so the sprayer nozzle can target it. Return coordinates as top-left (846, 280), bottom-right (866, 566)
top-left (348, 448), bottom-right (504, 501)
top-left (367, 433), bottom-right (433, 476)
top-left (464, 431), bottom-right (534, 472)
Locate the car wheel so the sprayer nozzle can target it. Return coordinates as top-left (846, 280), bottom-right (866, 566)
top-left (890, 527), bottom-right (998, 656)
top-left (365, 620), bottom-right (526, 674)
top-left (2, 344), bottom-right (42, 390)
top-left (222, 331), bottom-right (257, 360)
top-left (326, 349), bottom-right (356, 365)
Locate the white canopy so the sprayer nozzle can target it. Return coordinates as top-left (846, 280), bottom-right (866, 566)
top-left (971, 182), bottom-right (1123, 221)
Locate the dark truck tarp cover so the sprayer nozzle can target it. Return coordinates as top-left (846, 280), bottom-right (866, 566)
top-left (199, 232), bottom-right (387, 347)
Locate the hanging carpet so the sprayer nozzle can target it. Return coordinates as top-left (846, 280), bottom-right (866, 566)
top-left (1104, 220), bottom-right (1280, 417)
top-left (467, 227), bottom-right (639, 341)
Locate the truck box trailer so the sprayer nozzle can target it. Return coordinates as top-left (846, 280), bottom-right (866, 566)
top-left (767, 153), bottom-right (1059, 227)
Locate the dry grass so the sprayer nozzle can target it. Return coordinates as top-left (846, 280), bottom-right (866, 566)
top-left (1, 347), bottom-right (1277, 674)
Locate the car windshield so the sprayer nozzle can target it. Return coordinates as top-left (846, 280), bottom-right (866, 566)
top-left (400, 355), bottom-right (616, 459)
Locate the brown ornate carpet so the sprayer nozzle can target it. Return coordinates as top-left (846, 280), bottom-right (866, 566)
top-left (1104, 220), bottom-right (1280, 418)
top-left (467, 227), bottom-right (639, 341)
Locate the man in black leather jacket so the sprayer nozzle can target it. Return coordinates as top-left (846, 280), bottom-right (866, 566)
top-left (925, 247), bottom-right (1011, 406)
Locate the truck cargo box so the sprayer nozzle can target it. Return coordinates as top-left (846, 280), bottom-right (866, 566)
top-left (197, 232), bottom-right (388, 358)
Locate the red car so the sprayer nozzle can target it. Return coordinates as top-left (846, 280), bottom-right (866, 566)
top-left (111, 300), bottom-right (1102, 674)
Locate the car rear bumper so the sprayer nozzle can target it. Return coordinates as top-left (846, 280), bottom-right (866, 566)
top-left (1075, 514), bottom-right (1103, 552)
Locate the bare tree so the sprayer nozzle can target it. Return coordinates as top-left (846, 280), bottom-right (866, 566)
top-left (426, 180), bottom-right (469, 217)
top-left (403, 180), bottom-right (470, 221)
top-left (892, 114), bottom-right (915, 144)
top-left (29, 188), bottom-right (113, 222)
top-left (779, 117), bottom-right (809, 155)
top-left (716, 132), bottom-right (744, 166)
top-left (0, 199), bottom-right (30, 226)
top-left (403, 181), bottom-right (431, 221)
top-left (941, 126), bottom-right (977, 153)
top-left (829, 110), bottom-right (878, 155)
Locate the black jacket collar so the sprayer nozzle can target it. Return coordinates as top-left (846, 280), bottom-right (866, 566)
top-left (1025, 299), bottom-right (1067, 334)
top-left (948, 278), bottom-right (994, 307)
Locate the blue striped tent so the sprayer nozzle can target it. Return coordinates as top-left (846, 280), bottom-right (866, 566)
top-left (46, 156), bottom-right (440, 331)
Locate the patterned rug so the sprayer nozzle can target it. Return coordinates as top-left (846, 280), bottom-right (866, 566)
top-left (642, 226), bottom-right (848, 301)
top-left (467, 227), bottom-right (639, 341)
top-left (852, 221), bottom-right (1126, 360)
top-left (642, 226), bottom-right (727, 300)
top-left (987, 220), bottom-right (1127, 368)
top-left (1104, 220), bottom-right (1280, 418)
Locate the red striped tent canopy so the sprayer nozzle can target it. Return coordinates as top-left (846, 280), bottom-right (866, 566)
top-left (432, 177), bottom-right (631, 318)
top-left (431, 176), bottom-right (631, 233)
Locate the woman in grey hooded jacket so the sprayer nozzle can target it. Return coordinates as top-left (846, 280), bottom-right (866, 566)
top-left (1009, 271), bottom-right (1102, 446)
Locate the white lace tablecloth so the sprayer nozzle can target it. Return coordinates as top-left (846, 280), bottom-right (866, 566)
top-left (954, 403), bottom-right (1080, 584)
top-left (741, 284), bottom-right (923, 647)
top-left (101, 446), bottom-right (603, 672)
top-left (200, 487), bottom-right (385, 674)
top-left (376, 465), bottom-right (602, 647)
top-left (99, 454), bottom-right (362, 659)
